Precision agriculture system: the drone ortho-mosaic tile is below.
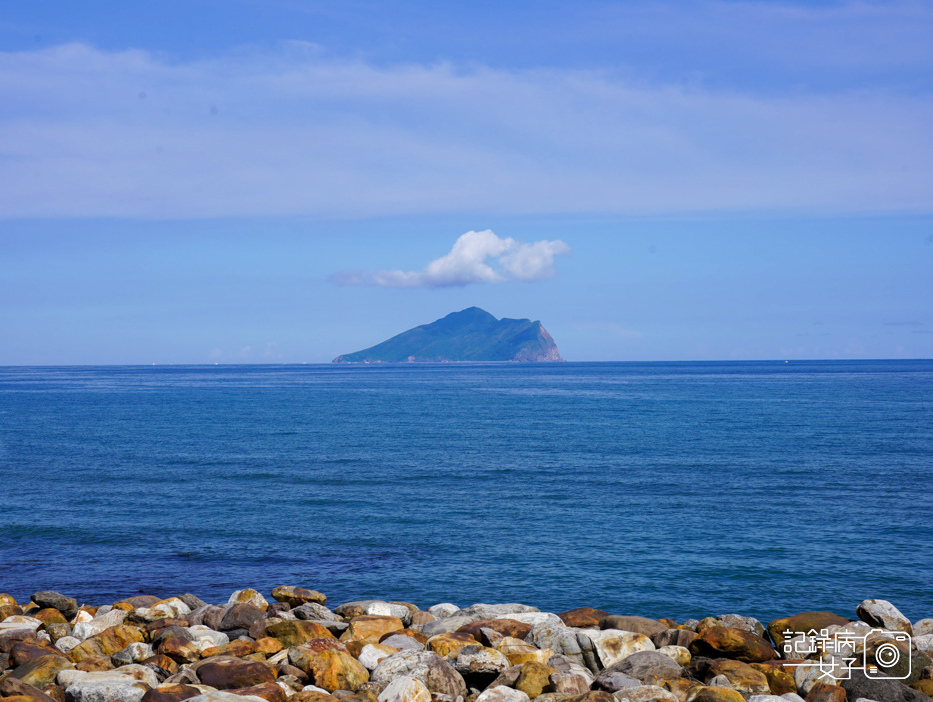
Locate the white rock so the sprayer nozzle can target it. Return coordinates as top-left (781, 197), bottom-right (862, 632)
top-left (856, 599), bottom-right (912, 633)
top-left (780, 695), bottom-right (806, 702)
top-left (60, 665), bottom-right (160, 702)
top-left (912, 633), bottom-right (933, 653)
top-left (457, 604), bottom-right (539, 620)
top-left (612, 685), bottom-right (677, 702)
top-left (56, 635), bottom-right (81, 652)
top-left (793, 657), bottom-right (849, 694)
top-left (587, 629), bottom-right (655, 668)
top-left (378, 676), bottom-right (432, 702)
top-left (474, 686), bottom-right (530, 702)
top-left (380, 634), bottom-right (425, 651)
top-left (227, 589), bottom-right (268, 609)
top-left (452, 645), bottom-right (510, 675)
top-left (119, 642), bottom-right (155, 662)
top-left (428, 604), bottom-right (461, 619)
top-left (188, 625), bottom-right (229, 648)
top-left (500, 612), bottom-right (563, 628)
top-left (747, 697), bottom-right (791, 702)
top-left (301, 686), bottom-right (330, 694)
top-left (359, 644), bottom-right (400, 671)
top-left (186, 693), bottom-right (267, 702)
top-left (267, 649), bottom-right (289, 665)
top-left (152, 598), bottom-right (192, 618)
top-left (364, 602), bottom-right (413, 626)
top-left (657, 645), bottom-right (690, 666)
top-left (72, 610), bottom-right (94, 625)
top-left (73, 609), bottom-right (127, 640)
top-left (0, 615), bottom-right (42, 631)
top-left (913, 619), bottom-right (933, 637)
top-left (276, 681), bottom-right (294, 697)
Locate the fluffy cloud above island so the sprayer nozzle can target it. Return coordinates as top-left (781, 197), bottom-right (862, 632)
top-left (333, 231), bottom-right (571, 288)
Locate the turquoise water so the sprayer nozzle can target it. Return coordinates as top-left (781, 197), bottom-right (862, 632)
top-left (1, 361), bottom-right (931, 623)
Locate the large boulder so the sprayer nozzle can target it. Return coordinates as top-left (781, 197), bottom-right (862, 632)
top-left (291, 649), bottom-right (369, 692)
top-left (30, 593), bottom-right (78, 621)
top-left (840, 668), bottom-right (929, 701)
top-left (688, 627), bottom-right (775, 663)
top-left (766, 613), bottom-right (849, 649)
top-left (9, 653), bottom-right (75, 687)
top-left (219, 605), bottom-right (265, 632)
top-left (451, 645), bottom-right (511, 676)
top-left (558, 609), bottom-right (611, 629)
top-left (856, 599), bottom-right (913, 634)
top-left (376, 676), bottom-right (431, 702)
top-left (271, 587), bottom-right (327, 608)
top-left (58, 665), bottom-right (159, 702)
top-left (266, 621), bottom-right (335, 647)
top-left (597, 651), bottom-right (680, 684)
top-left (340, 617), bottom-right (405, 645)
top-left (513, 661), bottom-right (557, 698)
top-left (474, 687), bottom-right (530, 702)
top-left (370, 651), bottom-right (467, 698)
top-left (458, 620), bottom-right (534, 642)
top-left (587, 630), bottom-right (655, 668)
top-left (139, 683), bottom-right (204, 702)
top-left (704, 659), bottom-right (769, 697)
top-left (68, 624), bottom-right (146, 662)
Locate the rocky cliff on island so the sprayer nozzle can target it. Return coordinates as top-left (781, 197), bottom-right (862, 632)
top-left (333, 308), bottom-right (563, 363)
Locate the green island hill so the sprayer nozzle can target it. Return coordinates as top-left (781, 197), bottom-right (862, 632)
top-left (332, 307), bottom-right (563, 363)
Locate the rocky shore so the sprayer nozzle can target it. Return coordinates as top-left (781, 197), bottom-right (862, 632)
top-left (1, 590), bottom-right (931, 702)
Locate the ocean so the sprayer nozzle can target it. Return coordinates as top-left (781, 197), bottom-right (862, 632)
top-left (1, 360), bottom-right (931, 624)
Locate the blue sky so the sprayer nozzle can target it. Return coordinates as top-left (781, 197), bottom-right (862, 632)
top-left (1, 1), bottom-right (931, 363)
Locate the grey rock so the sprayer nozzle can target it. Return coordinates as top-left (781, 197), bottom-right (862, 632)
top-left (371, 650), bottom-right (467, 698)
top-left (474, 686), bottom-right (529, 702)
top-left (179, 594), bottom-right (209, 611)
top-left (841, 669), bottom-right (928, 701)
top-left (31, 591), bottom-right (78, 619)
top-left (747, 697), bottom-right (791, 702)
top-left (681, 620), bottom-right (699, 631)
top-left (421, 617), bottom-right (478, 638)
top-left (856, 599), bottom-right (913, 634)
top-left (455, 605), bottom-right (539, 621)
top-left (912, 619), bottom-right (933, 637)
top-left (717, 614), bottom-right (765, 637)
top-left (427, 605), bottom-right (461, 620)
top-left (72, 610), bottom-right (128, 641)
top-left (650, 629), bottom-right (696, 649)
top-left (708, 674), bottom-right (733, 688)
top-left (597, 651), bottom-right (680, 684)
top-left (611, 686), bottom-right (677, 702)
top-left (548, 672), bottom-right (590, 695)
top-left (293, 603), bottom-right (341, 622)
top-left (546, 654), bottom-right (595, 685)
top-left (185, 693), bottom-right (267, 702)
top-left (595, 672), bottom-right (642, 692)
top-left (486, 665), bottom-right (523, 690)
top-left (451, 645), bottom-right (510, 675)
top-left (381, 635), bottom-right (426, 651)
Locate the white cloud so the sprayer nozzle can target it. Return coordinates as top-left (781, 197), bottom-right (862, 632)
top-left (0, 40), bottom-right (931, 217)
top-left (334, 230), bottom-right (571, 288)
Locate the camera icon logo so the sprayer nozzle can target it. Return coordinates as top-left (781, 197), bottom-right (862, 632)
top-left (781, 628), bottom-right (912, 681)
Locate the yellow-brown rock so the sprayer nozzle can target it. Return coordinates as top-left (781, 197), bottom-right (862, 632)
top-left (11, 641), bottom-right (66, 667)
top-left (271, 586), bottom-right (327, 607)
top-left (0, 604), bottom-right (25, 620)
top-left (339, 616), bottom-right (404, 645)
top-left (115, 596), bottom-right (160, 609)
top-left (706, 659), bottom-right (769, 697)
top-left (295, 649), bottom-right (369, 692)
top-left (32, 610), bottom-right (68, 629)
top-left (909, 680), bottom-right (933, 696)
top-left (0, 676), bottom-right (59, 702)
top-left (495, 639), bottom-right (552, 666)
top-left (696, 618), bottom-right (723, 634)
top-left (219, 640), bottom-right (258, 657)
top-left (749, 662), bottom-right (797, 695)
top-left (766, 612), bottom-right (849, 649)
top-left (255, 637), bottom-right (284, 655)
top-left (243, 652), bottom-right (268, 662)
top-left (142, 654), bottom-right (179, 676)
top-left (427, 632), bottom-right (478, 658)
top-left (457, 619), bottom-right (533, 642)
top-left (410, 612), bottom-right (435, 627)
top-left (41, 684), bottom-right (66, 702)
top-left (687, 687), bottom-right (745, 702)
top-left (229, 589), bottom-right (269, 610)
top-left (159, 635), bottom-right (202, 664)
top-left (74, 655), bottom-right (115, 672)
top-left (0, 593), bottom-right (18, 607)
top-left (688, 627), bottom-right (775, 663)
top-left (67, 624), bottom-right (145, 662)
top-left (804, 682), bottom-right (845, 702)
top-left (7, 654), bottom-right (75, 688)
top-left (228, 682), bottom-right (288, 702)
top-left (557, 608), bottom-right (611, 629)
top-left (266, 620), bottom-right (336, 647)
top-left (515, 662), bottom-right (558, 698)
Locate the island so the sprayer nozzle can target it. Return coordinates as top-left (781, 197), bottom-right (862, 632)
top-left (332, 307), bottom-right (563, 363)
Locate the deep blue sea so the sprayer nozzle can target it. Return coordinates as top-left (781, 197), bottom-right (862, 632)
top-left (1, 361), bottom-right (931, 625)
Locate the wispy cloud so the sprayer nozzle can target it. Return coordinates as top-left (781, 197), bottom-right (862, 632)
top-left (332, 230), bottom-right (571, 288)
top-left (0, 38), bottom-right (932, 218)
